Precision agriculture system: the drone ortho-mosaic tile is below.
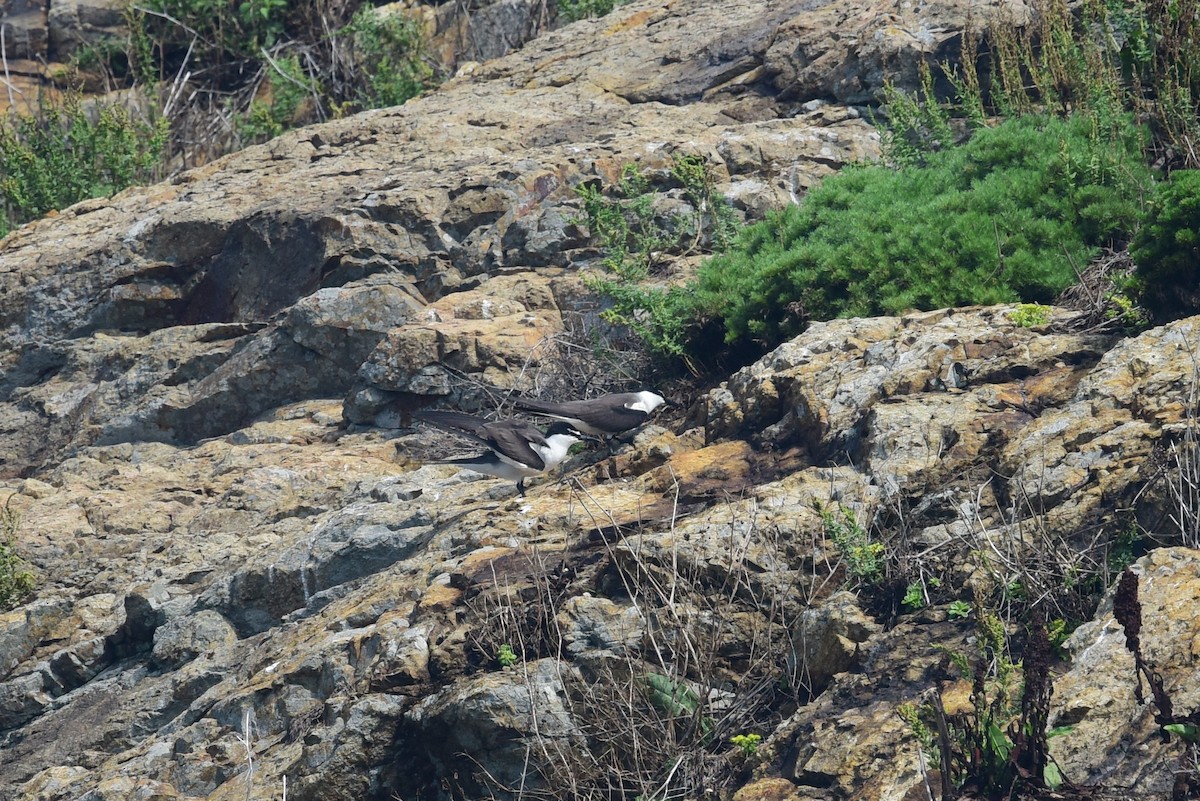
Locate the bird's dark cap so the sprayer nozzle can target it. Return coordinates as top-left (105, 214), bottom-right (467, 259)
top-left (546, 421), bottom-right (585, 438)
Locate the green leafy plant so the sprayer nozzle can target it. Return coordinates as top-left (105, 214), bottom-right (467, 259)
top-left (1102, 0), bottom-right (1200, 169)
top-left (1104, 275), bottom-right (1151, 329)
top-left (917, 609), bottom-right (1063, 796)
top-left (643, 672), bottom-right (714, 744)
top-left (1107, 524), bottom-right (1143, 575)
top-left (902, 576), bottom-right (941, 610)
top-left (1009, 303), bottom-right (1052, 328)
top-left (1165, 723), bottom-right (1200, 742)
top-left (730, 733), bottom-right (761, 757)
top-left (119, 0), bottom-right (439, 170)
top-left (0, 93), bottom-right (167, 236)
top-left (902, 581), bottom-right (926, 610)
top-left (897, 701), bottom-right (938, 762)
top-left (557, 0), bottom-right (629, 23)
top-left (138, 0), bottom-right (291, 69)
top-left (577, 155), bottom-right (738, 364)
top-left (881, 61), bottom-right (956, 167)
top-left (496, 643), bottom-right (518, 668)
top-left (947, 600), bottom-right (972, 619)
top-left (122, 6), bottom-right (158, 84)
top-left (578, 163), bottom-right (673, 282)
top-left (342, 5), bottom-right (433, 111)
top-left (1047, 617), bottom-right (1070, 653)
top-left (671, 153), bottom-right (740, 254)
top-left (0, 497), bottom-right (35, 612)
top-left (819, 503), bottom-right (884, 586)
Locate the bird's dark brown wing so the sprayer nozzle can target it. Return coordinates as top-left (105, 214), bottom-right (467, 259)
top-left (417, 410), bottom-right (549, 470)
top-left (514, 393), bottom-right (646, 431)
top-left (483, 419), bottom-right (547, 470)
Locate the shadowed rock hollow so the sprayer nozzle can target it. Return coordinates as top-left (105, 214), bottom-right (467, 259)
top-left (2, 1), bottom-right (1198, 800)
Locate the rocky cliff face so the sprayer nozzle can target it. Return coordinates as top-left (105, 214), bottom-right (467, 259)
top-left (2, 1), bottom-right (1198, 800)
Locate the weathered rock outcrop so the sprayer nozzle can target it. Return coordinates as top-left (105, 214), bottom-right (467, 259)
top-left (2, 1), bottom-right (1198, 800)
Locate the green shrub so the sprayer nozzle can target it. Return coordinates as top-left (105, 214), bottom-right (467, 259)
top-left (0, 499), bottom-right (35, 612)
top-left (1103, 0), bottom-right (1200, 169)
top-left (688, 113), bottom-right (1152, 352)
top-left (125, 1), bottom-right (437, 166)
top-left (1130, 169), bottom-right (1200, 322)
top-left (819, 503), bottom-right (883, 586)
top-left (730, 732), bottom-right (761, 757)
top-left (229, 7), bottom-right (434, 146)
top-left (343, 5), bottom-right (433, 110)
top-left (0, 94), bottom-right (167, 236)
top-left (558, 0), bottom-right (628, 23)
top-left (138, 0), bottom-right (290, 72)
top-left (578, 155), bottom-right (737, 363)
top-left (881, 62), bottom-right (957, 167)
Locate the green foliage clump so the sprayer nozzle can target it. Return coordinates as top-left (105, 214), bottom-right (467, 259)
top-left (902, 581), bottom-right (926, 610)
top-left (124, 1), bottom-right (438, 160)
top-left (1102, 0), bottom-right (1200, 169)
top-left (920, 607), bottom-right (1067, 795)
top-left (897, 701), bottom-right (939, 764)
top-left (558, 0), bottom-right (628, 23)
top-left (495, 643), bottom-right (518, 668)
top-left (578, 155), bottom-right (737, 363)
top-left (643, 672), bottom-right (714, 744)
top-left (579, 163), bottom-right (674, 282)
top-left (1009, 303), bottom-right (1052, 328)
top-left (730, 732), bottom-right (761, 757)
top-left (0, 94), bottom-right (167, 237)
top-left (0, 499), bottom-right (36, 612)
top-left (139, 0), bottom-right (290, 71)
top-left (819, 503), bottom-right (883, 586)
top-left (947, 599), bottom-right (972, 619)
top-left (902, 576), bottom-right (942, 610)
top-left (689, 114), bottom-right (1152, 352)
top-left (1130, 169), bottom-right (1200, 322)
top-left (881, 61), bottom-right (958, 167)
top-left (343, 6), bottom-right (433, 111)
top-left (1107, 524), bottom-right (1143, 574)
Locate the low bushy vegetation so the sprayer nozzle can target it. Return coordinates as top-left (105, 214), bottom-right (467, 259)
top-left (0, 498), bottom-right (35, 612)
top-left (576, 0), bottom-right (1200, 372)
top-left (557, 0), bottom-right (630, 23)
top-left (0, 2), bottom-right (437, 237)
top-left (1130, 169), bottom-right (1200, 324)
top-left (690, 114), bottom-right (1149, 350)
top-left (342, 6), bottom-right (433, 111)
top-left (131, 0), bottom-right (437, 155)
top-left (581, 114), bottom-right (1151, 366)
top-left (0, 94), bottom-right (167, 237)
top-left (576, 154), bottom-right (738, 364)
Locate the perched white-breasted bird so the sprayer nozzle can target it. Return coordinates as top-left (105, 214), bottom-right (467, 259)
top-left (511, 390), bottom-right (666, 437)
top-left (415, 410), bottom-right (582, 495)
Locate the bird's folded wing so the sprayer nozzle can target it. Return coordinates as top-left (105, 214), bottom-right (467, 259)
top-left (488, 421), bottom-right (548, 470)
